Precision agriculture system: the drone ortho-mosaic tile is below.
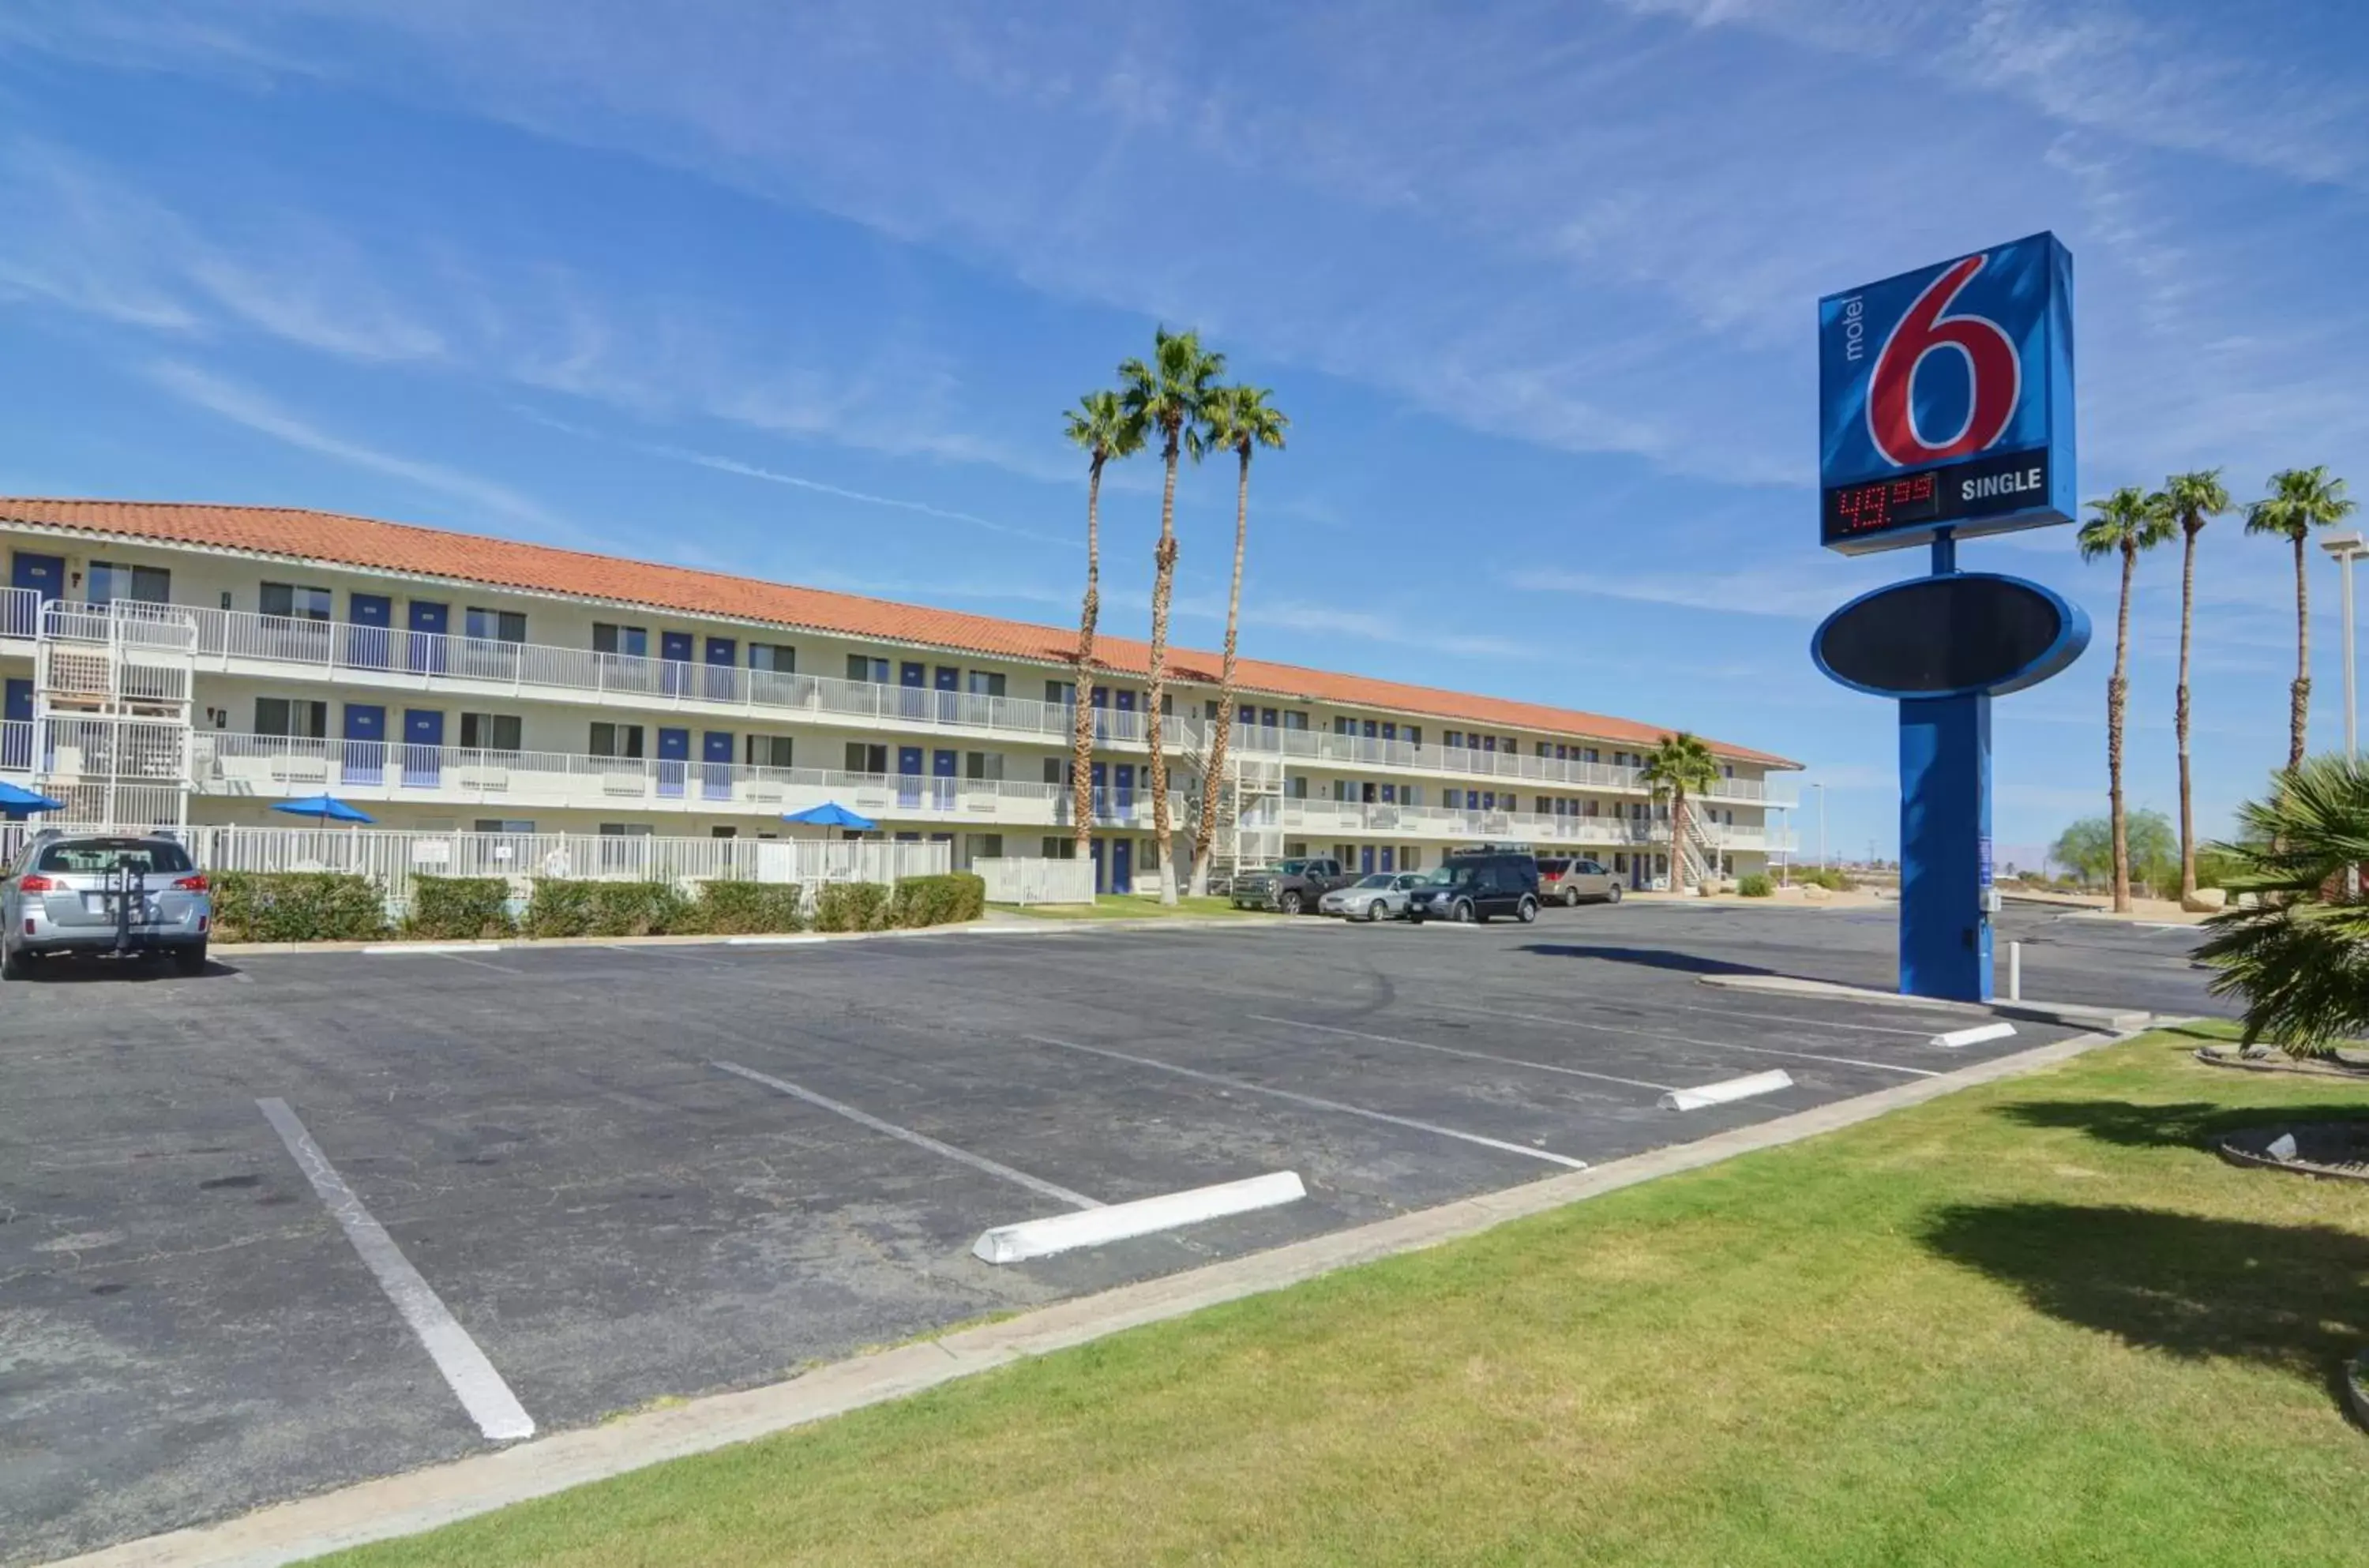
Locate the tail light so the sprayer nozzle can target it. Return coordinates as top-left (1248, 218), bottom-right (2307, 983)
top-left (173, 874), bottom-right (210, 892)
top-left (17, 873), bottom-right (54, 893)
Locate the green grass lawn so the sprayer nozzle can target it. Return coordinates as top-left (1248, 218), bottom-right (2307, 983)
top-left (318, 1023), bottom-right (2369, 1567)
top-left (997, 893), bottom-right (1265, 920)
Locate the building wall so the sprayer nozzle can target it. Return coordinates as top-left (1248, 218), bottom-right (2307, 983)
top-left (2, 527), bottom-right (1798, 883)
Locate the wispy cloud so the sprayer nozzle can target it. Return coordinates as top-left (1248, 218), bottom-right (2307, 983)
top-left (643, 444), bottom-right (1073, 548)
top-left (145, 358), bottom-right (561, 531)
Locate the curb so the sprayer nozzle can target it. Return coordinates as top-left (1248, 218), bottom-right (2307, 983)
top-left (1695, 972), bottom-right (2151, 1033)
top-left (206, 914), bottom-right (1287, 958)
top-left (39, 1024), bottom-right (2135, 1568)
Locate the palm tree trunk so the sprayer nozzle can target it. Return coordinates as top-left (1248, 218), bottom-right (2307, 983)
top-left (2108, 542), bottom-right (2134, 912)
top-left (2176, 521), bottom-right (2200, 901)
top-left (1070, 454), bottom-right (1104, 859)
top-left (2289, 531), bottom-right (2311, 774)
top-left (1188, 444), bottom-right (1252, 895)
top-left (1145, 431), bottom-right (1181, 905)
top-left (1671, 793), bottom-right (1688, 895)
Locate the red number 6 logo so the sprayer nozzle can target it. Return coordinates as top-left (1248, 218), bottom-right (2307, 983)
top-left (1866, 253), bottom-right (2020, 468)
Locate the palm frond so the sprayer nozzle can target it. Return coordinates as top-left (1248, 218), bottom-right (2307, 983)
top-left (2075, 486), bottom-right (2172, 563)
top-left (2245, 465), bottom-right (2356, 541)
top-left (2194, 755), bottom-right (2369, 1054)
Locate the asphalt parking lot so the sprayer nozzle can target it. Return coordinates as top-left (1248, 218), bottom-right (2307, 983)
top-left (0, 900), bottom-right (2215, 1564)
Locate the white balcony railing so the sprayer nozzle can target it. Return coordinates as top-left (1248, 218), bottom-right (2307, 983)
top-left (190, 732), bottom-right (1171, 827)
top-left (2, 585), bottom-right (40, 640)
top-left (1, 718), bottom-right (33, 775)
top-left (12, 593), bottom-right (1796, 803)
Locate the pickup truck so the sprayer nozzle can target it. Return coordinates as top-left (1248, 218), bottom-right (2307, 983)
top-left (1229, 857), bottom-right (1356, 915)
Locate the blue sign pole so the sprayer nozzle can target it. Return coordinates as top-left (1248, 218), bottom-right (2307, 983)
top-left (1895, 533), bottom-right (1994, 1000)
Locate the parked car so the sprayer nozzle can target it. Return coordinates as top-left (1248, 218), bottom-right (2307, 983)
top-left (1230, 857), bottom-right (1356, 915)
top-left (1537, 856), bottom-right (1624, 906)
top-left (1318, 870), bottom-right (1426, 922)
top-left (1, 832), bottom-right (213, 978)
top-left (1406, 850), bottom-right (1541, 925)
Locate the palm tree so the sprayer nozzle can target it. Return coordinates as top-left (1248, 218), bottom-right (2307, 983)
top-left (1639, 731), bottom-right (1721, 895)
top-left (1118, 327), bottom-right (1226, 905)
top-left (2246, 467), bottom-right (2357, 774)
top-left (2161, 469), bottom-right (2232, 903)
top-left (2077, 486), bottom-right (2175, 913)
top-left (1188, 384), bottom-right (1290, 896)
top-left (2194, 756), bottom-right (2369, 1055)
top-left (1061, 391), bottom-right (1143, 858)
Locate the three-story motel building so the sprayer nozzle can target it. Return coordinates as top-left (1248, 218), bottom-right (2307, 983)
top-left (0, 499), bottom-right (1799, 890)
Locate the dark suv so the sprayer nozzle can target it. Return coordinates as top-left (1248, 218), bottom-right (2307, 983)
top-left (1406, 850), bottom-right (1541, 925)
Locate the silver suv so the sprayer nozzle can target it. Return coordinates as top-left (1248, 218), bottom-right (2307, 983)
top-left (2, 833), bottom-right (214, 978)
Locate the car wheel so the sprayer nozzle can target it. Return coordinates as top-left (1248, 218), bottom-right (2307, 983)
top-left (1605, 883), bottom-right (1624, 904)
top-left (1363, 902), bottom-right (1383, 922)
top-left (1450, 899), bottom-right (1474, 924)
top-left (1563, 886), bottom-right (1581, 906)
top-left (173, 942), bottom-right (208, 975)
top-left (0, 943), bottom-right (24, 981)
top-left (1517, 895), bottom-right (1539, 925)
top-left (1279, 890), bottom-right (1303, 915)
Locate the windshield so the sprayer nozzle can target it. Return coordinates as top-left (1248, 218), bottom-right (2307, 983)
top-left (1424, 865), bottom-right (1479, 887)
top-left (34, 839), bottom-right (193, 875)
top-left (1271, 860), bottom-right (1308, 875)
top-left (1353, 872), bottom-right (1395, 888)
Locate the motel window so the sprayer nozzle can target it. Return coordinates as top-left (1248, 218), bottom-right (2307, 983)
top-left (749, 643), bottom-right (796, 673)
top-left (1284, 711), bottom-right (1309, 731)
top-left (599, 823), bottom-right (654, 836)
top-left (1042, 756), bottom-right (1064, 786)
top-left (1405, 726), bottom-right (1421, 748)
top-left (1334, 716), bottom-right (1353, 736)
top-left (846, 741), bottom-right (888, 775)
top-left (589, 722), bottom-right (645, 759)
top-left (1039, 837), bottom-right (1077, 859)
top-left (86, 561), bottom-right (171, 606)
top-left (1046, 679), bottom-right (1076, 707)
top-left (1286, 776), bottom-right (1308, 799)
top-left (254, 697), bottom-right (329, 739)
top-left (458, 713), bottom-right (523, 752)
top-left (260, 582), bottom-right (332, 621)
top-left (1445, 730), bottom-right (1463, 748)
top-left (848, 655), bottom-right (892, 684)
top-left (968, 670), bottom-right (1007, 698)
top-left (965, 752), bottom-right (1004, 782)
top-left (711, 827), bottom-right (738, 839)
top-left (745, 734), bottom-right (794, 769)
top-left (592, 622), bottom-right (649, 657)
top-left (464, 607), bottom-right (527, 643)
top-left (474, 819), bottom-right (535, 835)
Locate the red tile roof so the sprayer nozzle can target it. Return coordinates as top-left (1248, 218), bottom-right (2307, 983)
top-left (0, 498), bottom-right (1800, 767)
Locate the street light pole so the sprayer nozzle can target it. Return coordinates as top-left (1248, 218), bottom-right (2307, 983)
top-left (2325, 531), bottom-right (2363, 761)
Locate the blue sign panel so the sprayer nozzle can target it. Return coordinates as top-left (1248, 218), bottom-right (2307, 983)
top-left (1819, 232), bottom-right (2074, 553)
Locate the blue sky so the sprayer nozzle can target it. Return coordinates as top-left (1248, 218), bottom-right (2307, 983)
top-left (2, 1), bottom-right (2364, 865)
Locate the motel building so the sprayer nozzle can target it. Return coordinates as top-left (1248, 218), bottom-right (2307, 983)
top-left (0, 499), bottom-right (1800, 891)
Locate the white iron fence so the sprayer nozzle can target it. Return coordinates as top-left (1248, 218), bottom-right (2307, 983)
top-left (0, 822), bottom-right (949, 906)
top-left (973, 856), bottom-right (1095, 906)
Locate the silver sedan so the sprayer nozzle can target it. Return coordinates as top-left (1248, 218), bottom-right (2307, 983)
top-left (1318, 871), bottom-right (1425, 922)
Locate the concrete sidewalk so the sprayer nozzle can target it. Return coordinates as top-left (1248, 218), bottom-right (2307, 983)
top-left (43, 1024), bottom-right (2132, 1568)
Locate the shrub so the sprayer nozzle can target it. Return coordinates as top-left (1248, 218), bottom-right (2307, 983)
top-left (813, 880), bottom-right (894, 932)
top-left (1736, 872), bottom-right (1774, 898)
top-left (404, 876), bottom-right (516, 940)
top-left (524, 878), bottom-right (690, 938)
top-left (1796, 867), bottom-right (1858, 892)
top-left (210, 872), bottom-right (389, 943)
top-left (890, 872), bottom-right (987, 929)
top-left (695, 880), bottom-right (805, 935)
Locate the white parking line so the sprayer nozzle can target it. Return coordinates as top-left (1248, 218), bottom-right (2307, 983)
top-left (1247, 1014), bottom-right (1676, 1093)
top-left (1019, 1033), bottom-right (1589, 1170)
top-left (971, 1172), bottom-right (1308, 1264)
top-left (362, 943), bottom-right (502, 955)
top-left (711, 1060), bottom-right (1102, 1210)
top-left (1594, 996), bottom-right (1938, 1037)
top-left (1421, 1000), bottom-right (1942, 1078)
top-left (255, 1097), bottom-right (534, 1443)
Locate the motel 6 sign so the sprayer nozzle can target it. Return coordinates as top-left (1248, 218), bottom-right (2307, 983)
top-left (1818, 231), bottom-right (2076, 553)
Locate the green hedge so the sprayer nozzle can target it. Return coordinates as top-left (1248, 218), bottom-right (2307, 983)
top-left (696, 880), bottom-right (806, 935)
top-left (1736, 872), bottom-right (1774, 898)
top-left (211, 872), bottom-right (390, 943)
top-left (524, 879), bottom-right (693, 938)
top-left (404, 876), bottom-right (517, 940)
top-left (891, 872), bottom-right (986, 928)
top-left (813, 880), bottom-right (893, 933)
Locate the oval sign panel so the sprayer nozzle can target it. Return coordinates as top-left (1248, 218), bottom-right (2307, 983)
top-left (1812, 572), bottom-right (2089, 700)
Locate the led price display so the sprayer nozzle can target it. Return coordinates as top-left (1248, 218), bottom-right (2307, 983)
top-left (1828, 473), bottom-right (1939, 538)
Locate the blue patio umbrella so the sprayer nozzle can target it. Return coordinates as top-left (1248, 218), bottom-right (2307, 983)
top-left (0, 779), bottom-right (66, 820)
top-left (271, 793), bottom-right (375, 825)
top-left (782, 801), bottom-right (876, 831)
